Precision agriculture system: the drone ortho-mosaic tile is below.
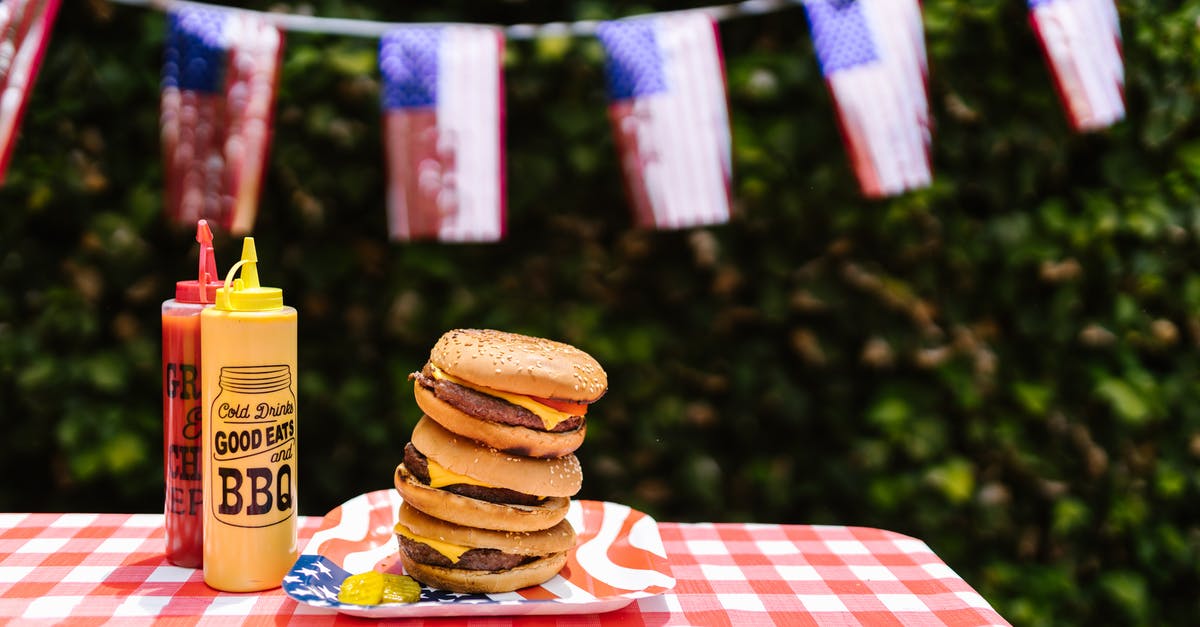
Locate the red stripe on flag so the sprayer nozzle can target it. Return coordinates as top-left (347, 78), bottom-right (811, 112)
top-left (385, 109), bottom-right (445, 240)
top-left (0, 0), bottom-right (61, 184)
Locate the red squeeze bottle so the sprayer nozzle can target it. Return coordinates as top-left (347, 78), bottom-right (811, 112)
top-left (161, 220), bottom-right (223, 568)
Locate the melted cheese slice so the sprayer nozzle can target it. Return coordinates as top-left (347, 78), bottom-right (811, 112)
top-left (395, 525), bottom-right (470, 563)
top-left (426, 457), bottom-right (495, 489)
top-left (430, 365), bottom-right (576, 431)
top-left (425, 446), bottom-right (549, 500)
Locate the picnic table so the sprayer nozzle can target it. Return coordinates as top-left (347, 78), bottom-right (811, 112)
top-left (0, 493), bottom-right (1010, 625)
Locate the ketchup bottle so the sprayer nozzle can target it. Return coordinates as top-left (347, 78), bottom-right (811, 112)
top-left (201, 237), bottom-right (299, 591)
top-left (161, 220), bottom-right (223, 568)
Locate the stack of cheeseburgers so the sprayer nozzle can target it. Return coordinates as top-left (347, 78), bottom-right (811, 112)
top-left (393, 329), bottom-right (607, 593)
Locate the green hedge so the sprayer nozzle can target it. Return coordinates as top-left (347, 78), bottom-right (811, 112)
top-left (2, 2), bottom-right (1199, 624)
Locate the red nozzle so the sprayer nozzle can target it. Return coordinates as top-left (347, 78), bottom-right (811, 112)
top-left (196, 220), bottom-right (217, 305)
top-left (174, 220), bottom-right (222, 304)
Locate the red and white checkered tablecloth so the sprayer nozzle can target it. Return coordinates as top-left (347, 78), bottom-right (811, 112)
top-left (0, 512), bottom-right (1009, 626)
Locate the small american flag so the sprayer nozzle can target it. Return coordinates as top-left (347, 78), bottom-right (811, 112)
top-left (597, 13), bottom-right (732, 230)
top-left (1029, 0), bottom-right (1124, 132)
top-left (379, 26), bottom-right (505, 242)
top-left (802, 0), bottom-right (930, 198)
top-left (0, 0), bottom-right (60, 184)
top-left (161, 7), bottom-right (283, 234)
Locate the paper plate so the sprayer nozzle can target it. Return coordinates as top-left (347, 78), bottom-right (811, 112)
top-left (283, 489), bottom-right (675, 618)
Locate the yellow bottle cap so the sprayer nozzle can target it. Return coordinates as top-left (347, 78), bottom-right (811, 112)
top-left (215, 237), bottom-right (284, 311)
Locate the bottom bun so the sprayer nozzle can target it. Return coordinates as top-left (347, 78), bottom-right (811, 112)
top-left (399, 550), bottom-right (568, 594)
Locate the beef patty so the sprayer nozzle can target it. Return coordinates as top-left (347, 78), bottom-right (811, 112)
top-left (411, 366), bottom-right (585, 433)
top-left (399, 535), bottom-right (539, 571)
top-left (404, 442), bottom-right (546, 506)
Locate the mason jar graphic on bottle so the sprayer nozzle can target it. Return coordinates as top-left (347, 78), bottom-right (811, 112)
top-left (209, 364), bottom-right (296, 528)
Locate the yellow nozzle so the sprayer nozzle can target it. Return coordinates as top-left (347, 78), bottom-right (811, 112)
top-left (215, 237), bottom-right (283, 311)
top-left (238, 237), bottom-right (261, 289)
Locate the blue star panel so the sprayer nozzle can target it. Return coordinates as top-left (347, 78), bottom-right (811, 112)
top-left (380, 27), bottom-right (443, 110)
top-left (596, 19), bottom-right (667, 101)
top-left (162, 7), bottom-right (227, 94)
top-left (802, 0), bottom-right (879, 76)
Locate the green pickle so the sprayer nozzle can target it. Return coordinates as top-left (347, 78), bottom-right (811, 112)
top-left (337, 571), bottom-right (421, 605)
top-left (381, 573), bottom-right (422, 603)
top-left (337, 571), bottom-right (384, 605)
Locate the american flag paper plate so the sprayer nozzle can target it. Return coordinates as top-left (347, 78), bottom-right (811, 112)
top-left (283, 489), bottom-right (675, 618)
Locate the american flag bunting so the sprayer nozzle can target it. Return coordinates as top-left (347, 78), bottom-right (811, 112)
top-left (802, 0), bottom-right (931, 198)
top-left (161, 7), bottom-right (283, 234)
top-left (1029, 0), bottom-right (1124, 132)
top-left (379, 25), bottom-right (506, 242)
top-left (0, 0), bottom-right (60, 184)
top-left (597, 12), bottom-right (733, 230)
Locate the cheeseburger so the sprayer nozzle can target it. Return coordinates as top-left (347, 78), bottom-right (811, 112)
top-left (410, 328), bottom-right (607, 458)
top-left (394, 416), bottom-right (581, 531)
top-left (394, 329), bottom-right (606, 594)
top-left (395, 502), bottom-right (576, 594)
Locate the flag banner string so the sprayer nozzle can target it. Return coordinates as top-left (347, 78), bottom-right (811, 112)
top-left (110, 0), bottom-right (797, 236)
top-left (106, 0), bottom-right (802, 40)
top-left (3, 0), bottom-right (1127, 236)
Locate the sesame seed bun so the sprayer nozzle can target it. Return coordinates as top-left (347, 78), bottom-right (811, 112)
top-left (429, 329), bottom-right (608, 402)
top-left (411, 416), bottom-right (582, 498)
top-left (414, 381), bottom-right (587, 458)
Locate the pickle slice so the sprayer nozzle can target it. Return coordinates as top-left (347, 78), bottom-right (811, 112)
top-left (381, 573), bottom-right (421, 603)
top-left (337, 571), bottom-right (384, 605)
top-left (337, 571), bottom-right (421, 605)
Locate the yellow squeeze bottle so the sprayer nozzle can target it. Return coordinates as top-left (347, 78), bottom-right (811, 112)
top-left (200, 237), bottom-right (298, 592)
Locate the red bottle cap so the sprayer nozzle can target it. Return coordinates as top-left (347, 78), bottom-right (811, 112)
top-left (175, 219), bottom-right (224, 304)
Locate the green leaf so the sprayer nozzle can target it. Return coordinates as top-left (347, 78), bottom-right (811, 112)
top-left (1013, 381), bottom-right (1052, 415)
top-left (326, 48), bottom-right (377, 76)
top-left (867, 395), bottom-right (912, 436)
top-left (1095, 378), bottom-right (1151, 424)
top-left (1099, 571), bottom-right (1149, 623)
top-left (925, 458), bottom-right (975, 504)
top-left (1051, 498), bottom-right (1090, 536)
top-left (535, 35), bottom-right (572, 63)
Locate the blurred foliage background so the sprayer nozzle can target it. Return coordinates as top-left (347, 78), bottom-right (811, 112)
top-left (2, 0), bottom-right (1200, 624)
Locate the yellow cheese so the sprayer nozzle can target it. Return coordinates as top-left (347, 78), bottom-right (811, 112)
top-left (426, 457), bottom-right (495, 489)
top-left (424, 441), bottom-right (549, 501)
top-left (395, 525), bottom-right (470, 563)
top-left (429, 365), bottom-right (575, 431)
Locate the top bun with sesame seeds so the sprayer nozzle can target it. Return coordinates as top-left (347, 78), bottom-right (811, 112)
top-left (409, 329), bottom-right (606, 458)
top-left (429, 329), bottom-right (607, 402)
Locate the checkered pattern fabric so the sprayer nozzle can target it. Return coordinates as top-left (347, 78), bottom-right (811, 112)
top-left (0, 512), bottom-right (1008, 625)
